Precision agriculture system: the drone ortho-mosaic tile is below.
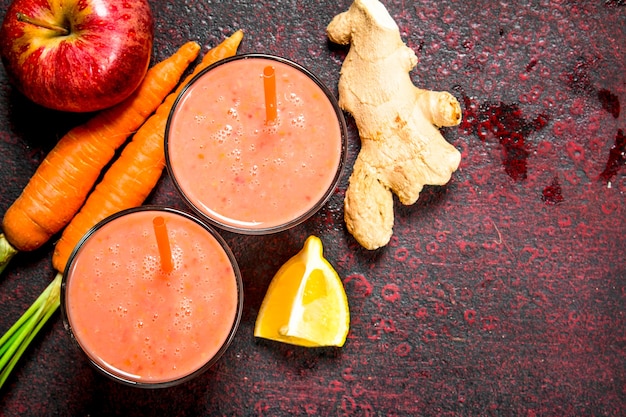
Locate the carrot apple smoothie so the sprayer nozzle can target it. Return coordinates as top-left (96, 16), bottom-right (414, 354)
top-left (165, 54), bottom-right (347, 234)
top-left (62, 207), bottom-right (242, 387)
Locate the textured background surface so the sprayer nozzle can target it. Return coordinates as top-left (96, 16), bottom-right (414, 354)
top-left (0, 0), bottom-right (625, 416)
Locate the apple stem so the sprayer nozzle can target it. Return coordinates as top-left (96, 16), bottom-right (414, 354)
top-left (16, 12), bottom-right (70, 36)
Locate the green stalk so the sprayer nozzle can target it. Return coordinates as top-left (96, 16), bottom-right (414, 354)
top-left (0, 273), bottom-right (62, 390)
top-left (0, 234), bottom-right (19, 275)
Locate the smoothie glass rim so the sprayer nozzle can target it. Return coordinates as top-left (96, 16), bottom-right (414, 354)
top-left (164, 53), bottom-right (349, 235)
top-left (60, 205), bottom-right (244, 389)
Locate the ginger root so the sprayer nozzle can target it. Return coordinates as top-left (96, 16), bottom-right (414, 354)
top-left (327, 0), bottom-right (462, 250)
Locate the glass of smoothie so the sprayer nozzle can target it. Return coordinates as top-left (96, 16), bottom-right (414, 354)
top-left (61, 206), bottom-right (243, 388)
top-left (165, 54), bottom-right (348, 234)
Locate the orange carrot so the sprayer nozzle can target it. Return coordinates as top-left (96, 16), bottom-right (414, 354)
top-left (1, 41), bottom-right (201, 253)
top-left (52, 30), bottom-right (244, 273)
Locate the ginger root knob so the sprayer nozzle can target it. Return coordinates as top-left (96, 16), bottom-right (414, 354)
top-left (327, 0), bottom-right (462, 250)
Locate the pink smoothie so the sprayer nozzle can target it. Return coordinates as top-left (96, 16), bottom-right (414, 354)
top-left (166, 56), bottom-right (345, 232)
top-left (63, 208), bottom-right (241, 385)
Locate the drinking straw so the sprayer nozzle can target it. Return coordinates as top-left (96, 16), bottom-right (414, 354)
top-left (263, 66), bottom-right (277, 124)
top-left (153, 216), bottom-right (173, 273)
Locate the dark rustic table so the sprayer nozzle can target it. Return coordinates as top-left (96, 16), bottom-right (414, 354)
top-left (1, 0), bottom-right (624, 416)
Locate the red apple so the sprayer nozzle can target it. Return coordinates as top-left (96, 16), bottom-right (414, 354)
top-left (0, 0), bottom-right (154, 112)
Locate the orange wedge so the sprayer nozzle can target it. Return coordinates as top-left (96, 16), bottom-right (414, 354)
top-left (254, 235), bottom-right (350, 347)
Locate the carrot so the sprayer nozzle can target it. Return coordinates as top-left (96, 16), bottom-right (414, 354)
top-left (1, 32), bottom-right (243, 391)
top-left (1, 41), bottom-right (201, 255)
top-left (53, 29), bottom-right (244, 273)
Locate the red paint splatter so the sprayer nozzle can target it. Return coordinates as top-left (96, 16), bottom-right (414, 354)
top-left (525, 58), bottom-right (538, 72)
top-left (460, 94), bottom-right (548, 181)
top-left (343, 274), bottom-right (373, 298)
top-left (381, 284), bottom-right (401, 302)
top-left (464, 309), bottom-right (476, 325)
top-left (561, 59), bottom-right (594, 93)
top-left (597, 89), bottom-right (620, 118)
top-left (599, 129), bottom-right (626, 183)
top-left (542, 176), bottom-right (564, 205)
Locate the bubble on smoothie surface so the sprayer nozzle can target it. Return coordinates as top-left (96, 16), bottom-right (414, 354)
top-left (227, 107), bottom-right (239, 120)
top-left (230, 162), bottom-right (243, 176)
top-left (171, 245), bottom-right (183, 270)
top-left (291, 114), bottom-right (306, 129)
top-left (286, 92), bottom-right (302, 105)
top-left (172, 297), bottom-right (195, 334)
top-left (229, 147), bottom-right (241, 161)
top-left (125, 260), bottom-right (139, 280)
top-left (263, 120), bottom-right (280, 134)
top-left (235, 127), bottom-right (244, 142)
top-left (107, 243), bottom-right (120, 256)
top-left (114, 304), bottom-right (129, 318)
top-left (193, 241), bottom-right (208, 262)
top-left (212, 124), bottom-right (233, 144)
top-left (142, 256), bottom-right (160, 280)
top-left (109, 259), bottom-right (122, 272)
top-left (176, 272), bottom-right (189, 294)
top-left (141, 347), bottom-right (153, 363)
